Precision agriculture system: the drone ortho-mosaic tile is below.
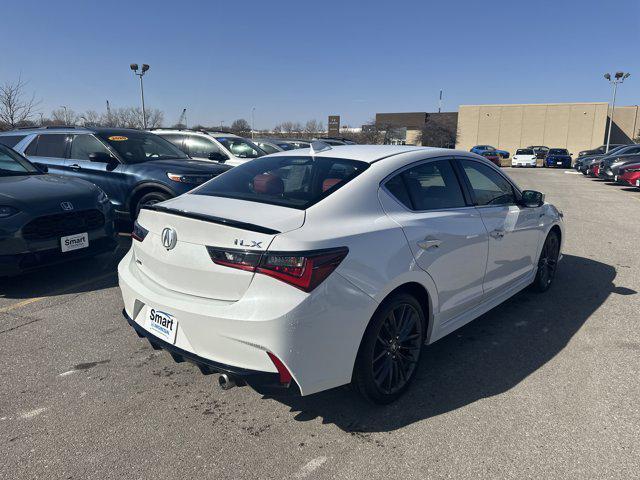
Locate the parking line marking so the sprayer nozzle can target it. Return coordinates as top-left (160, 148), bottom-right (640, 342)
top-left (19, 407), bottom-right (47, 419)
top-left (0, 272), bottom-right (115, 314)
top-left (295, 457), bottom-right (328, 478)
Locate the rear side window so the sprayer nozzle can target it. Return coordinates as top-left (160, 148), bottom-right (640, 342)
top-left (0, 135), bottom-right (26, 148)
top-left (186, 136), bottom-right (222, 158)
top-left (194, 155), bottom-right (368, 209)
top-left (460, 160), bottom-right (516, 206)
top-left (385, 160), bottom-right (466, 211)
top-left (160, 134), bottom-right (186, 151)
top-left (25, 134), bottom-right (68, 158)
top-left (257, 142), bottom-right (280, 154)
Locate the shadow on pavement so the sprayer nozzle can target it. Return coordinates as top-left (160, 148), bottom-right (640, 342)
top-left (0, 237), bottom-right (130, 300)
top-left (276, 254), bottom-right (628, 432)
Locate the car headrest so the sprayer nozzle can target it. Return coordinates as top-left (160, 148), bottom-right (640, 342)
top-left (322, 178), bottom-right (342, 192)
top-left (253, 173), bottom-right (284, 195)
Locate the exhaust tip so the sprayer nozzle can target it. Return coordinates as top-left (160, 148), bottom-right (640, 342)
top-left (218, 373), bottom-right (236, 390)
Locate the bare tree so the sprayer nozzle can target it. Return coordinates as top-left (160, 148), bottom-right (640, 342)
top-left (106, 107), bottom-right (163, 129)
top-left (230, 118), bottom-right (251, 137)
top-left (304, 119), bottom-right (324, 138)
top-left (145, 108), bottom-right (164, 129)
top-left (418, 118), bottom-right (457, 148)
top-left (51, 107), bottom-right (78, 126)
top-left (0, 76), bottom-right (39, 129)
top-left (80, 110), bottom-right (102, 126)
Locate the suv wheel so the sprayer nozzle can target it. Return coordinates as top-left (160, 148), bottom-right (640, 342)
top-left (353, 293), bottom-right (425, 404)
top-left (134, 191), bottom-right (171, 218)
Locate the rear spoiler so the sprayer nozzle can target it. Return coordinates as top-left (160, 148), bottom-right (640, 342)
top-left (141, 204), bottom-right (281, 235)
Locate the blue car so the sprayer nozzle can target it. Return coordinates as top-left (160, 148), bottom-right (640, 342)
top-left (0, 127), bottom-right (232, 220)
top-left (544, 148), bottom-right (572, 168)
top-left (470, 145), bottom-right (510, 159)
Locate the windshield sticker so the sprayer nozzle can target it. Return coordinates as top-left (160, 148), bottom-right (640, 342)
top-left (108, 135), bottom-right (128, 141)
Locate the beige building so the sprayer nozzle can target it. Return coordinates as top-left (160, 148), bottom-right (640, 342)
top-left (456, 102), bottom-right (640, 156)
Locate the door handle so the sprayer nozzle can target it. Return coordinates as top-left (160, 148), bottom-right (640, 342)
top-left (417, 238), bottom-right (442, 250)
top-left (69, 163), bottom-right (81, 170)
top-left (490, 229), bottom-right (505, 239)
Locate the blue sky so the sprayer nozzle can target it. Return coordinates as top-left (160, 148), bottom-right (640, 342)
top-left (1, 0), bottom-right (638, 128)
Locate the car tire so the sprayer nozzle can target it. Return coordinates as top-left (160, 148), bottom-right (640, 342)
top-left (353, 293), bottom-right (425, 404)
top-left (532, 230), bottom-right (560, 293)
top-left (134, 191), bottom-right (172, 218)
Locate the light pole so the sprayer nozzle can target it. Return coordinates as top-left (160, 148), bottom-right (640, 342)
top-left (251, 107), bottom-right (256, 139)
top-left (60, 105), bottom-right (69, 125)
top-left (604, 71), bottom-right (630, 153)
top-left (130, 63), bottom-right (150, 128)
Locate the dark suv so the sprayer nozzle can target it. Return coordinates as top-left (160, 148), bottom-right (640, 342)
top-left (0, 127), bottom-right (231, 220)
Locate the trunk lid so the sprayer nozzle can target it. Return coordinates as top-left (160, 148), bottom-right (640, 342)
top-left (133, 194), bottom-right (305, 301)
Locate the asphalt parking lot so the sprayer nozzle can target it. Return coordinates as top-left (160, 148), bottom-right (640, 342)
top-left (1, 167), bottom-right (639, 479)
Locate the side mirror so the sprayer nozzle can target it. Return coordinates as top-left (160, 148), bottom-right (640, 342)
top-left (89, 152), bottom-right (115, 163)
top-left (521, 190), bottom-right (545, 208)
top-left (33, 162), bottom-right (48, 173)
top-left (208, 151), bottom-right (229, 162)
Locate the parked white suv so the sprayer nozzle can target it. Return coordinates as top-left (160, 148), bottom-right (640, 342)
top-left (119, 144), bottom-right (563, 404)
top-left (150, 129), bottom-right (266, 167)
top-left (512, 148), bottom-right (537, 168)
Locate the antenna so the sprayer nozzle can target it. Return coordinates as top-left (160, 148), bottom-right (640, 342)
top-left (438, 89), bottom-right (443, 113)
top-left (309, 141), bottom-right (332, 155)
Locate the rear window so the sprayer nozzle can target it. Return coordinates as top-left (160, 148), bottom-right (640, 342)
top-left (516, 149), bottom-right (534, 155)
top-left (193, 155), bottom-right (368, 209)
top-left (549, 149), bottom-right (568, 155)
top-left (0, 135), bottom-right (26, 148)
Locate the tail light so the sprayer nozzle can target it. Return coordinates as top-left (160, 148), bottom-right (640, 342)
top-left (206, 246), bottom-right (348, 292)
top-left (132, 221), bottom-right (149, 242)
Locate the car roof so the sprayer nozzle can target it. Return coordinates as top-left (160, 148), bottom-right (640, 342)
top-left (0, 126), bottom-right (146, 136)
top-left (268, 145), bottom-right (466, 163)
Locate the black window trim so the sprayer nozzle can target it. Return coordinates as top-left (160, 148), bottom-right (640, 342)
top-left (454, 156), bottom-right (523, 208)
top-left (379, 155), bottom-right (476, 213)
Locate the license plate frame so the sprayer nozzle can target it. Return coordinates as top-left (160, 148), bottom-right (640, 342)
top-left (145, 306), bottom-right (178, 344)
top-left (60, 232), bottom-right (89, 253)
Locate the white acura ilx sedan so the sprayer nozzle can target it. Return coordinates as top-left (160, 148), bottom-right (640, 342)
top-left (119, 143), bottom-right (563, 404)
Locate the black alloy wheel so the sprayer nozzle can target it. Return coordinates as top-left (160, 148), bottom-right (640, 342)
top-left (533, 231), bottom-right (560, 292)
top-left (354, 293), bottom-right (425, 404)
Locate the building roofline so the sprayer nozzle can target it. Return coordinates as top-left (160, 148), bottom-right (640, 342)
top-left (459, 102), bottom-right (610, 107)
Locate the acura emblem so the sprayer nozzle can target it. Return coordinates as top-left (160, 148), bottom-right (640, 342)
top-left (161, 227), bottom-right (177, 250)
top-left (60, 201), bottom-right (74, 211)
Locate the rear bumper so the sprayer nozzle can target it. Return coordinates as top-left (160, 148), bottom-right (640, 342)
top-left (123, 309), bottom-right (299, 396)
top-left (118, 248), bottom-right (378, 396)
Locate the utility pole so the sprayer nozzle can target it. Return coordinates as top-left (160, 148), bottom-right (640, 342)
top-left (251, 107), bottom-right (256, 139)
top-left (438, 89), bottom-right (443, 113)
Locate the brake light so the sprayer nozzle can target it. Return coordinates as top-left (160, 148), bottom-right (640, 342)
top-left (206, 246), bottom-right (348, 292)
top-left (132, 221), bottom-right (149, 242)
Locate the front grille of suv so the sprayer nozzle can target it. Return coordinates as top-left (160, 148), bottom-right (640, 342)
top-left (22, 210), bottom-right (105, 241)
